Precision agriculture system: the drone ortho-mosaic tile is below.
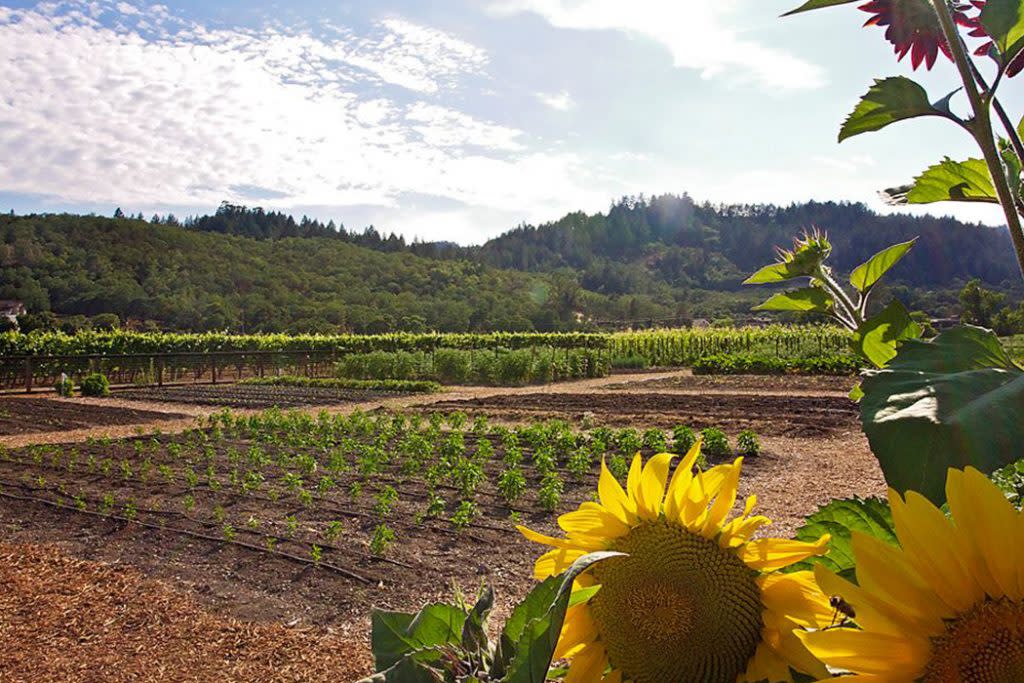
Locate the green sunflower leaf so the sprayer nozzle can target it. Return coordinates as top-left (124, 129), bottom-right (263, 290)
top-left (981, 0), bottom-right (1024, 67)
top-left (497, 551), bottom-right (624, 683)
top-left (367, 603), bottom-right (466, 671)
top-left (860, 325), bottom-right (1024, 504)
top-left (753, 286), bottom-right (833, 312)
top-left (787, 497), bottom-right (897, 583)
top-left (839, 78), bottom-right (943, 142)
top-left (851, 300), bottom-right (922, 368)
top-left (882, 157), bottom-right (999, 205)
top-left (849, 239), bottom-right (916, 293)
top-left (783, 0), bottom-right (858, 16)
top-left (743, 262), bottom-right (807, 285)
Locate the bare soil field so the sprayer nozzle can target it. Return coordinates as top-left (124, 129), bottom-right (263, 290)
top-left (0, 373), bottom-right (884, 682)
top-left (425, 391), bottom-right (859, 437)
top-left (0, 397), bottom-right (188, 437)
top-left (114, 384), bottom-right (427, 410)
top-left (605, 371), bottom-right (856, 395)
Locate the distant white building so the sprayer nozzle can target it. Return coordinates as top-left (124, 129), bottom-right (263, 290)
top-left (0, 300), bottom-right (26, 326)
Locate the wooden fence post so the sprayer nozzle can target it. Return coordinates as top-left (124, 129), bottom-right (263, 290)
top-left (24, 357), bottom-right (32, 393)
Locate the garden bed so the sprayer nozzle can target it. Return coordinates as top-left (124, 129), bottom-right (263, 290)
top-left (0, 397), bottom-right (187, 436)
top-left (113, 384), bottom-right (423, 410)
top-left (423, 391), bottom-right (859, 437)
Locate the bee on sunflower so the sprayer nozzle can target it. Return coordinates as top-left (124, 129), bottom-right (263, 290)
top-left (800, 466), bottom-right (1024, 682)
top-left (518, 443), bottom-right (833, 683)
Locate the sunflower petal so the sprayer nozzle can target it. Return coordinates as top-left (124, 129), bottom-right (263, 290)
top-left (759, 571), bottom-right (833, 630)
top-left (664, 441), bottom-right (701, 520)
top-left (533, 547), bottom-right (587, 580)
top-left (947, 466), bottom-right (1021, 601)
top-left (554, 604), bottom-right (597, 659)
top-left (889, 488), bottom-right (985, 611)
top-left (559, 502), bottom-right (631, 540)
top-left (565, 642), bottom-right (608, 683)
top-left (598, 458), bottom-right (637, 525)
top-left (797, 627), bottom-right (929, 677)
top-left (625, 453), bottom-right (643, 504)
top-left (635, 452), bottom-right (675, 519)
top-left (702, 456), bottom-right (743, 536)
top-left (739, 535), bottom-right (829, 571)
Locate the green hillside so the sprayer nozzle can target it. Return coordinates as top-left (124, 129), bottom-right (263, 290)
top-left (2, 195), bottom-right (1017, 333)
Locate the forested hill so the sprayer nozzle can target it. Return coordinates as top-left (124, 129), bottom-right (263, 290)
top-left (469, 195), bottom-right (1019, 290)
top-left (0, 195), bottom-right (1017, 333)
top-left (181, 196), bottom-right (1019, 290)
top-left (0, 213), bottom-right (586, 333)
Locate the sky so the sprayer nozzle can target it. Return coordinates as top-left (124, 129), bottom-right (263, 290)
top-left (0, 0), bottom-right (1017, 244)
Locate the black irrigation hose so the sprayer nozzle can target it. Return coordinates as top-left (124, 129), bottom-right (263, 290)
top-left (0, 485), bottom-right (378, 586)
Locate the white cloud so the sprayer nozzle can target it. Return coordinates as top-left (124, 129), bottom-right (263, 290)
top-left (535, 90), bottom-right (574, 111)
top-left (0, 1), bottom-right (623, 239)
top-left (489, 0), bottom-right (826, 90)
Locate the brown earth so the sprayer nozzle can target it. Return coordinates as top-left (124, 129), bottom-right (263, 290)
top-left (0, 397), bottom-right (189, 437)
top-left (0, 371), bottom-right (885, 682)
top-left (0, 543), bottom-right (372, 683)
top-left (424, 391), bottom-right (859, 437)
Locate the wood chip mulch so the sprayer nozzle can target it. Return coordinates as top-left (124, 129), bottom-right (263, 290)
top-left (0, 543), bottom-right (372, 683)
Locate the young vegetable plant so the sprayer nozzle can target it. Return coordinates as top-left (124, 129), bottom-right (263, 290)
top-left (370, 523), bottom-right (395, 556)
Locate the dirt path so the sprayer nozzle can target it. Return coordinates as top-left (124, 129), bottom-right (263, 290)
top-left (0, 369), bottom-right (694, 448)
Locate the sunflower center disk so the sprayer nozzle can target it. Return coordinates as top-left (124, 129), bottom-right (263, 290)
top-left (925, 599), bottom-right (1024, 683)
top-left (589, 519), bottom-right (763, 683)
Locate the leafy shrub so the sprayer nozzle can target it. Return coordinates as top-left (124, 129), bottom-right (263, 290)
top-left (642, 428), bottom-right (667, 453)
top-left (333, 346), bottom-right (609, 386)
top-left (80, 373), bottom-right (110, 397)
top-left (369, 523), bottom-right (395, 556)
top-left (451, 500), bottom-right (477, 530)
top-left (737, 430), bottom-right (762, 457)
top-left (242, 376), bottom-right (441, 393)
top-left (672, 425), bottom-right (697, 455)
top-left (538, 471), bottom-right (564, 512)
top-left (610, 353), bottom-right (649, 369)
top-left (700, 427), bottom-right (731, 460)
top-left (433, 349), bottom-right (472, 384)
top-left (54, 374), bottom-right (74, 397)
top-left (497, 466), bottom-right (526, 503)
top-left (692, 353), bottom-right (860, 376)
top-left (615, 428), bottom-right (643, 455)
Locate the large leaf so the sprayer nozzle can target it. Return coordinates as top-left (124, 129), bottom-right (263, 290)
top-left (849, 239), bottom-right (916, 293)
top-left (369, 603), bottom-right (466, 670)
top-left (787, 497), bottom-right (897, 582)
top-left (860, 325), bottom-right (1024, 504)
top-left (839, 78), bottom-right (941, 142)
top-left (753, 286), bottom-right (833, 312)
top-left (501, 551), bottom-right (622, 683)
top-left (744, 258), bottom-right (822, 284)
top-left (981, 0), bottom-right (1024, 66)
top-left (851, 300), bottom-right (922, 368)
top-left (783, 0), bottom-right (858, 16)
top-left (883, 158), bottom-right (999, 205)
top-left (357, 657), bottom-right (440, 683)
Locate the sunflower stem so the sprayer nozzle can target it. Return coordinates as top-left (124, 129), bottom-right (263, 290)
top-left (929, 0), bottom-right (1024, 278)
top-left (967, 60), bottom-right (1024, 170)
top-left (816, 266), bottom-right (862, 331)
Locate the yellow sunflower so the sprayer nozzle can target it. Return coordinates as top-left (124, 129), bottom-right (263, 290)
top-left (518, 443), bottom-right (833, 683)
top-left (800, 466), bottom-right (1024, 682)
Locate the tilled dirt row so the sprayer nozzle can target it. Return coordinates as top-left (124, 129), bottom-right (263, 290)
top-left (0, 398), bottom-right (189, 437)
top-left (426, 391), bottom-right (860, 437)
